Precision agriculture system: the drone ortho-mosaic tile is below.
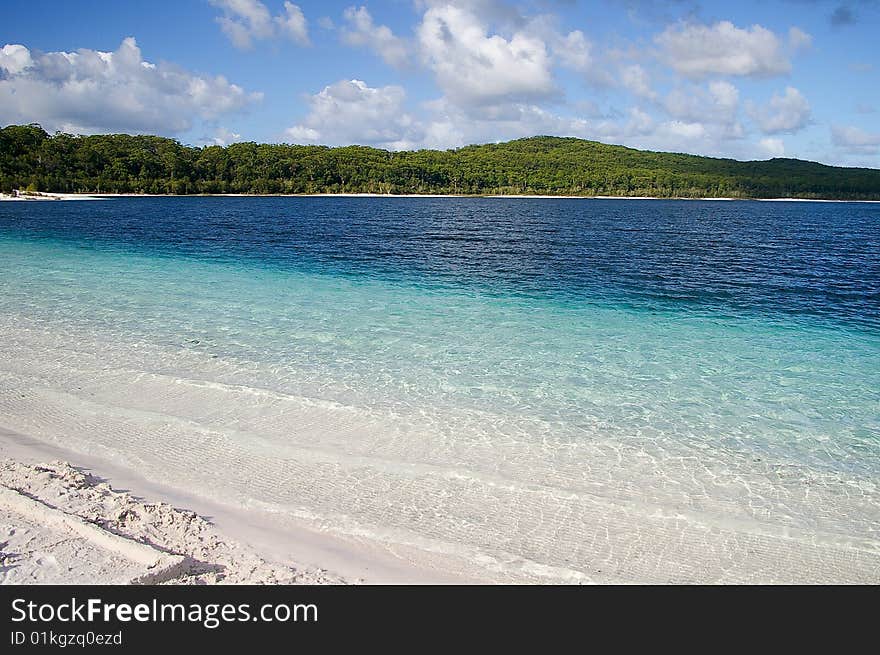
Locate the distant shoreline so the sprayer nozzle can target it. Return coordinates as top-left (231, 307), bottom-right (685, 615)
top-left (5, 129), bottom-right (878, 204)
top-left (0, 191), bottom-right (106, 201)
top-left (3, 191), bottom-right (880, 203)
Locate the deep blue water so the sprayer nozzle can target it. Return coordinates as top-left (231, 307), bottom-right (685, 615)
top-left (2, 197), bottom-right (878, 329)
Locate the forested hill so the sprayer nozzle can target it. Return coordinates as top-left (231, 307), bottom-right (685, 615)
top-left (2, 123), bottom-right (880, 199)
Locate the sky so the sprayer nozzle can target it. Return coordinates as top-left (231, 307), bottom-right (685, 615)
top-left (0, 0), bottom-right (878, 166)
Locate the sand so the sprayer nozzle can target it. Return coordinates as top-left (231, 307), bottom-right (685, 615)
top-left (0, 192), bottom-right (105, 201)
top-left (0, 430), bottom-right (490, 585)
top-left (0, 457), bottom-right (344, 585)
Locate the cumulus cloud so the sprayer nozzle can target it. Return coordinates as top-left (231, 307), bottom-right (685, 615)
top-left (550, 29), bottom-right (594, 73)
top-left (272, 4), bottom-right (825, 160)
top-left (282, 73), bottom-right (776, 160)
top-left (341, 6), bottom-right (409, 68)
top-left (759, 137), bottom-right (785, 157)
top-left (282, 78), bottom-right (595, 151)
top-left (211, 0), bottom-right (273, 48)
top-left (748, 86), bottom-right (811, 134)
top-left (584, 109), bottom-right (733, 156)
top-left (620, 64), bottom-right (655, 99)
top-left (276, 2), bottom-right (310, 44)
top-left (0, 38), bottom-right (260, 135)
top-left (0, 44), bottom-right (32, 75)
top-left (416, 4), bottom-right (555, 107)
top-left (659, 80), bottom-right (743, 139)
top-left (708, 80), bottom-right (740, 114)
top-left (831, 125), bottom-right (880, 154)
top-left (424, 98), bottom-right (734, 155)
top-left (418, 98), bottom-right (593, 149)
top-left (518, 14), bottom-right (596, 76)
top-left (284, 79), bottom-right (422, 149)
top-left (655, 21), bottom-right (800, 78)
top-left (211, 0), bottom-right (309, 49)
top-left (201, 126), bottom-right (243, 146)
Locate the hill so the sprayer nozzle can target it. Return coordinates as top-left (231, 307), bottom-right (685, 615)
top-left (2, 123), bottom-right (879, 199)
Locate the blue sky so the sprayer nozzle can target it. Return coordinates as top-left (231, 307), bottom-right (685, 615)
top-left (1, 0), bottom-right (878, 166)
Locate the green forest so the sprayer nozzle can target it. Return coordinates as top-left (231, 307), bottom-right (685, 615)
top-left (2, 123), bottom-right (880, 199)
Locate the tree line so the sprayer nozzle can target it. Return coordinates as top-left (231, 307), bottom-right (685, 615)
top-left (2, 123), bottom-right (879, 199)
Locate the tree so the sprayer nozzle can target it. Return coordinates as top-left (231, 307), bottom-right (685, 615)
top-left (1, 126), bottom-right (879, 199)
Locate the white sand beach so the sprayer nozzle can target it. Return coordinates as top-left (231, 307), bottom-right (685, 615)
top-left (3, 189), bottom-right (880, 203)
top-left (0, 451), bottom-right (345, 585)
top-left (3, 191), bottom-right (877, 202)
top-left (3, 403), bottom-right (879, 586)
top-left (0, 191), bottom-right (105, 201)
top-left (0, 430), bottom-right (492, 585)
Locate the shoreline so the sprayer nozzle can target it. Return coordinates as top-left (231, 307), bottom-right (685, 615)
top-left (2, 202), bottom-right (879, 585)
top-left (3, 191), bottom-right (879, 202)
top-left (0, 427), bottom-right (489, 585)
top-left (1, 329), bottom-right (878, 584)
top-left (0, 192), bottom-right (106, 201)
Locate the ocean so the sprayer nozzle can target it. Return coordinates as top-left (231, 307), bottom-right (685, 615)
top-left (1, 197), bottom-right (878, 582)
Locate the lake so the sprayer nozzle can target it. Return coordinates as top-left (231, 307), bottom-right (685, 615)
top-left (1, 197), bottom-right (878, 582)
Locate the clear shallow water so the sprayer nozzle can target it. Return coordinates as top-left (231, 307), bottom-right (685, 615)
top-left (1, 198), bottom-right (878, 582)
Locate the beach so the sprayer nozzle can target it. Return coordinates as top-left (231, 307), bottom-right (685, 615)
top-left (3, 422), bottom-right (879, 585)
top-left (0, 437), bottom-right (347, 585)
top-left (1, 196), bottom-right (878, 585)
top-left (0, 429), bottom-right (496, 585)
top-left (3, 191), bottom-right (880, 202)
top-left (3, 418), bottom-right (878, 585)
top-left (0, 192), bottom-right (105, 201)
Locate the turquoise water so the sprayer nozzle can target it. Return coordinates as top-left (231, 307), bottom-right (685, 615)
top-left (0, 198), bottom-right (878, 581)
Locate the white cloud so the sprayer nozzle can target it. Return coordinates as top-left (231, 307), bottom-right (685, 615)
top-left (788, 27), bottom-right (812, 51)
top-left (748, 86), bottom-right (811, 134)
top-left (418, 98), bottom-right (592, 149)
top-left (520, 15), bottom-right (595, 75)
top-left (427, 100), bottom-right (750, 157)
top-left (656, 21), bottom-right (795, 78)
top-left (624, 107), bottom-right (655, 136)
top-left (573, 101), bottom-right (767, 160)
top-left (0, 38), bottom-right (261, 135)
top-left (708, 80), bottom-right (739, 113)
top-left (620, 64), bottom-right (655, 99)
top-left (663, 121), bottom-right (707, 140)
top-left (202, 126), bottom-right (243, 146)
top-left (0, 44), bottom-right (32, 75)
top-left (285, 125), bottom-right (320, 141)
top-left (416, 4), bottom-right (555, 107)
top-left (268, 5), bottom-right (819, 161)
top-left (341, 6), bottom-right (408, 68)
top-left (212, 0), bottom-right (274, 49)
top-left (551, 29), bottom-right (593, 73)
top-left (660, 80), bottom-right (743, 139)
top-left (211, 0), bottom-right (309, 49)
top-left (284, 79), bottom-right (422, 150)
top-left (276, 1), bottom-right (310, 45)
top-left (283, 73), bottom-right (775, 160)
top-left (283, 77), bottom-right (598, 151)
top-left (831, 125), bottom-right (880, 154)
top-left (759, 137), bottom-right (785, 157)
